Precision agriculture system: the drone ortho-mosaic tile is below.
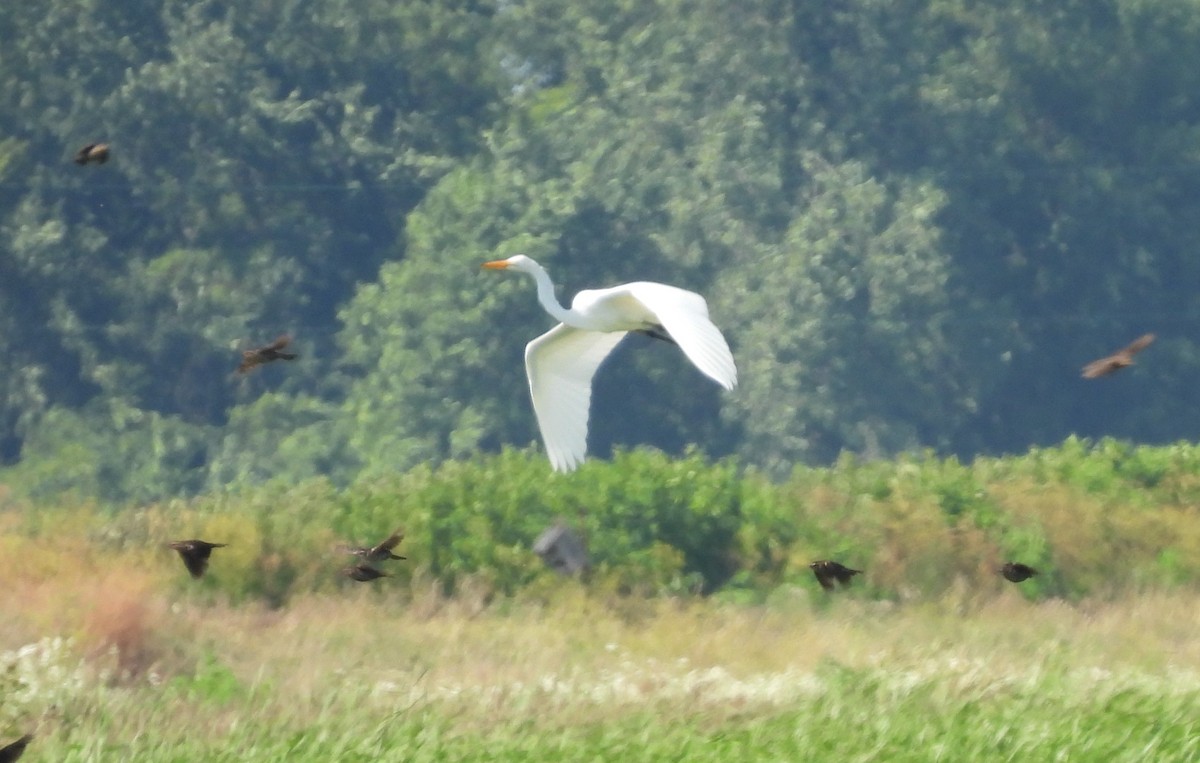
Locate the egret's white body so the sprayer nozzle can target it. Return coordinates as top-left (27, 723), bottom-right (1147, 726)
top-left (483, 255), bottom-right (737, 472)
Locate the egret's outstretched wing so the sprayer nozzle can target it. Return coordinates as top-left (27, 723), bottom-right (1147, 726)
top-left (621, 283), bottom-right (737, 390)
top-left (525, 324), bottom-right (628, 472)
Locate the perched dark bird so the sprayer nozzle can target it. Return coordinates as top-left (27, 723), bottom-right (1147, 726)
top-left (810, 560), bottom-right (861, 591)
top-left (343, 564), bottom-right (388, 582)
top-left (1000, 562), bottom-right (1038, 583)
top-left (74, 142), bottom-right (109, 165)
top-left (340, 528), bottom-right (406, 565)
top-left (0, 733), bottom-right (32, 763)
top-left (237, 335), bottom-right (298, 374)
top-left (1081, 333), bottom-right (1155, 378)
top-left (168, 539), bottom-right (228, 579)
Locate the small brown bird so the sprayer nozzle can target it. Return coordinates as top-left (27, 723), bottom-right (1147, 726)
top-left (1000, 562), bottom-right (1038, 583)
top-left (74, 142), bottom-right (109, 165)
top-left (340, 528), bottom-right (406, 565)
top-left (0, 733), bottom-right (32, 763)
top-left (1081, 333), bottom-right (1155, 378)
top-left (343, 564), bottom-right (388, 582)
top-left (810, 560), bottom-right (861, 591)
top-left (168, 539), bottom-right (228, 579)
top-left (237, 335), bottom-right (298, 373)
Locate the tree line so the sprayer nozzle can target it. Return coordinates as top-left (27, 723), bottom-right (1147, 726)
top-left (1, 0), bottom-right (1199, 501)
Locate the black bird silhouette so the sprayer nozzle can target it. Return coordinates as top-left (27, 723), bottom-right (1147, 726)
top-left (810, 560), bottom-right (861, 591)
top-left (74, 142), bottom-right (109, 165)
top-left (1081, 333), bottom-right (1155, 378)
top-left (343, 564), bottom-right (388, 582)
top-left (238, 335), bottom-right (298, 373)
top-left (0, 733), bottom-right (32, 763)
top-left (168, 539), bottom-right (228, 579)
top-left (340, 528), bottom-right (406, 565)
top-left (1000, 562), bottom-right (1038, 583)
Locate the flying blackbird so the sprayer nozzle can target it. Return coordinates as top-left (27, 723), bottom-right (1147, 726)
top-left (168, 539), bottom-right (228, 579)
top-left (74, 142), bottom-right (109, 165)
top-left (1081, 333), bottom-right (1155, 378)
top-left (0, 733), bottom-right (32, 763)
top-left (343, 564), bottom-right (388, 582)
top-left (532, 521), bottom-right (590, 577)
top-left (340, 528), bottom-right (406, 565)
top-left (1000, 562), bottom-right (1038, 583)
top-left (237, 335), bottom-right (298, 373)
top-left (810, 560), bottom-right (861, 591)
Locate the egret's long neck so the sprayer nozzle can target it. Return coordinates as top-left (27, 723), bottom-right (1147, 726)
top-left (527, 264), bottom-right (575, 324)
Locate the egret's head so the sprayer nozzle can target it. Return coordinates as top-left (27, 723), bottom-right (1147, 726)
top-left (482, 254), bottom-right (539, 274)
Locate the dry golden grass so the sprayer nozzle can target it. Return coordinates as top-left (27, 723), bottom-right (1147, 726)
top-left (9, 445), bottom-right (1200, 757)
top-left (5, 517), bottom-right (1200, 690)
top-left (10, 568), bottom-right (1199, 710)
top-left (7, 544), bottom-right (1200, 763)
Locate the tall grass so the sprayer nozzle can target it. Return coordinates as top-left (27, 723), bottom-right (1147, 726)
top-left (5, 585), bottom-right (1200, 760)
top-left (5, 438), bottom-right (1200, 758)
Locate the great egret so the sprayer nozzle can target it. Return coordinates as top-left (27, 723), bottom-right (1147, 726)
top-left (482, 254), bottom-right (737, 472)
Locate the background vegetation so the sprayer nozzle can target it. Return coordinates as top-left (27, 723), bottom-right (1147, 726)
top-left (5, 521), bottom-right (1200, 760)
top-left (4, 439), bottom-right (1200, 605)
top-left (3, 0), bottom-right (1200, 499)
top-left (9, 3), bottom-right (1200, 757)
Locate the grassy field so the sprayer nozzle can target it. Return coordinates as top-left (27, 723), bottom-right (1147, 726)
top-left (5, 565), bottom-right (1200, 761)
top-left (7, 441), bottom-right (1200, 760)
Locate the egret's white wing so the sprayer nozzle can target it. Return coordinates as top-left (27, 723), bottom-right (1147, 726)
top-left (525, 324), bottom-right (628, 472)
top-left (622, 283), bottom-right (738, 390)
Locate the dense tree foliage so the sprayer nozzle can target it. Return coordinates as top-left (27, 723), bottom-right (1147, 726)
top-left (2, 0), bottom-right (1200, 499)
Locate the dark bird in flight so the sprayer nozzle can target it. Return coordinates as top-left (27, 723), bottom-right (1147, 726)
top-left (1000, 562), bottom-right (1038, 583)
top-left (343, 564), bottom-right (388, 582)
top-left (0, 733), bottom-right (32, 763)
top-left (810, 560), bottom-right (861, 591)
top-left (1081, 333), bottom-right (1155, 378)
top-left (237, 335), bottom-right (298, 373)
top-left (168, 539), bottom-right (228, 579)
top-left (74, 142), bottom-right (109, 165)
top-left (340, 528), bottom-right (407, 565)
top-left (533, 520), bottom-right (590, 577)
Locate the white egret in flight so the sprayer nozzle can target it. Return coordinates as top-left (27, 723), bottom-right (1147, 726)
top-left (482, 255), bottom-right (737, 472)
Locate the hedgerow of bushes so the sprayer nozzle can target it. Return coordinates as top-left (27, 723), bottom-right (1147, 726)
top-left (7, 436), bottom-right (1200, 604)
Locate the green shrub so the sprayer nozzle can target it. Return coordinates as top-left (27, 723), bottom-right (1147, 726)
top-left (9, 438), bottom-right (1200, 603)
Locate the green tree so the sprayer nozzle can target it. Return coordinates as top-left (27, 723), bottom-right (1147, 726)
top-left (0, 0), bottom-right (504, 495)
top-left (719, 158), bottom-right (1001, 473)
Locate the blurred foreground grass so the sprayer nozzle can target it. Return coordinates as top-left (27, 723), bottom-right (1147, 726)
top-left (4, 578), bottom-right (1200, 761)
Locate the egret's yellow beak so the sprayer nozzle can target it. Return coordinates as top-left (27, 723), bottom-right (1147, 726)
top-left (481, 260), bottom-right (510, 270)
